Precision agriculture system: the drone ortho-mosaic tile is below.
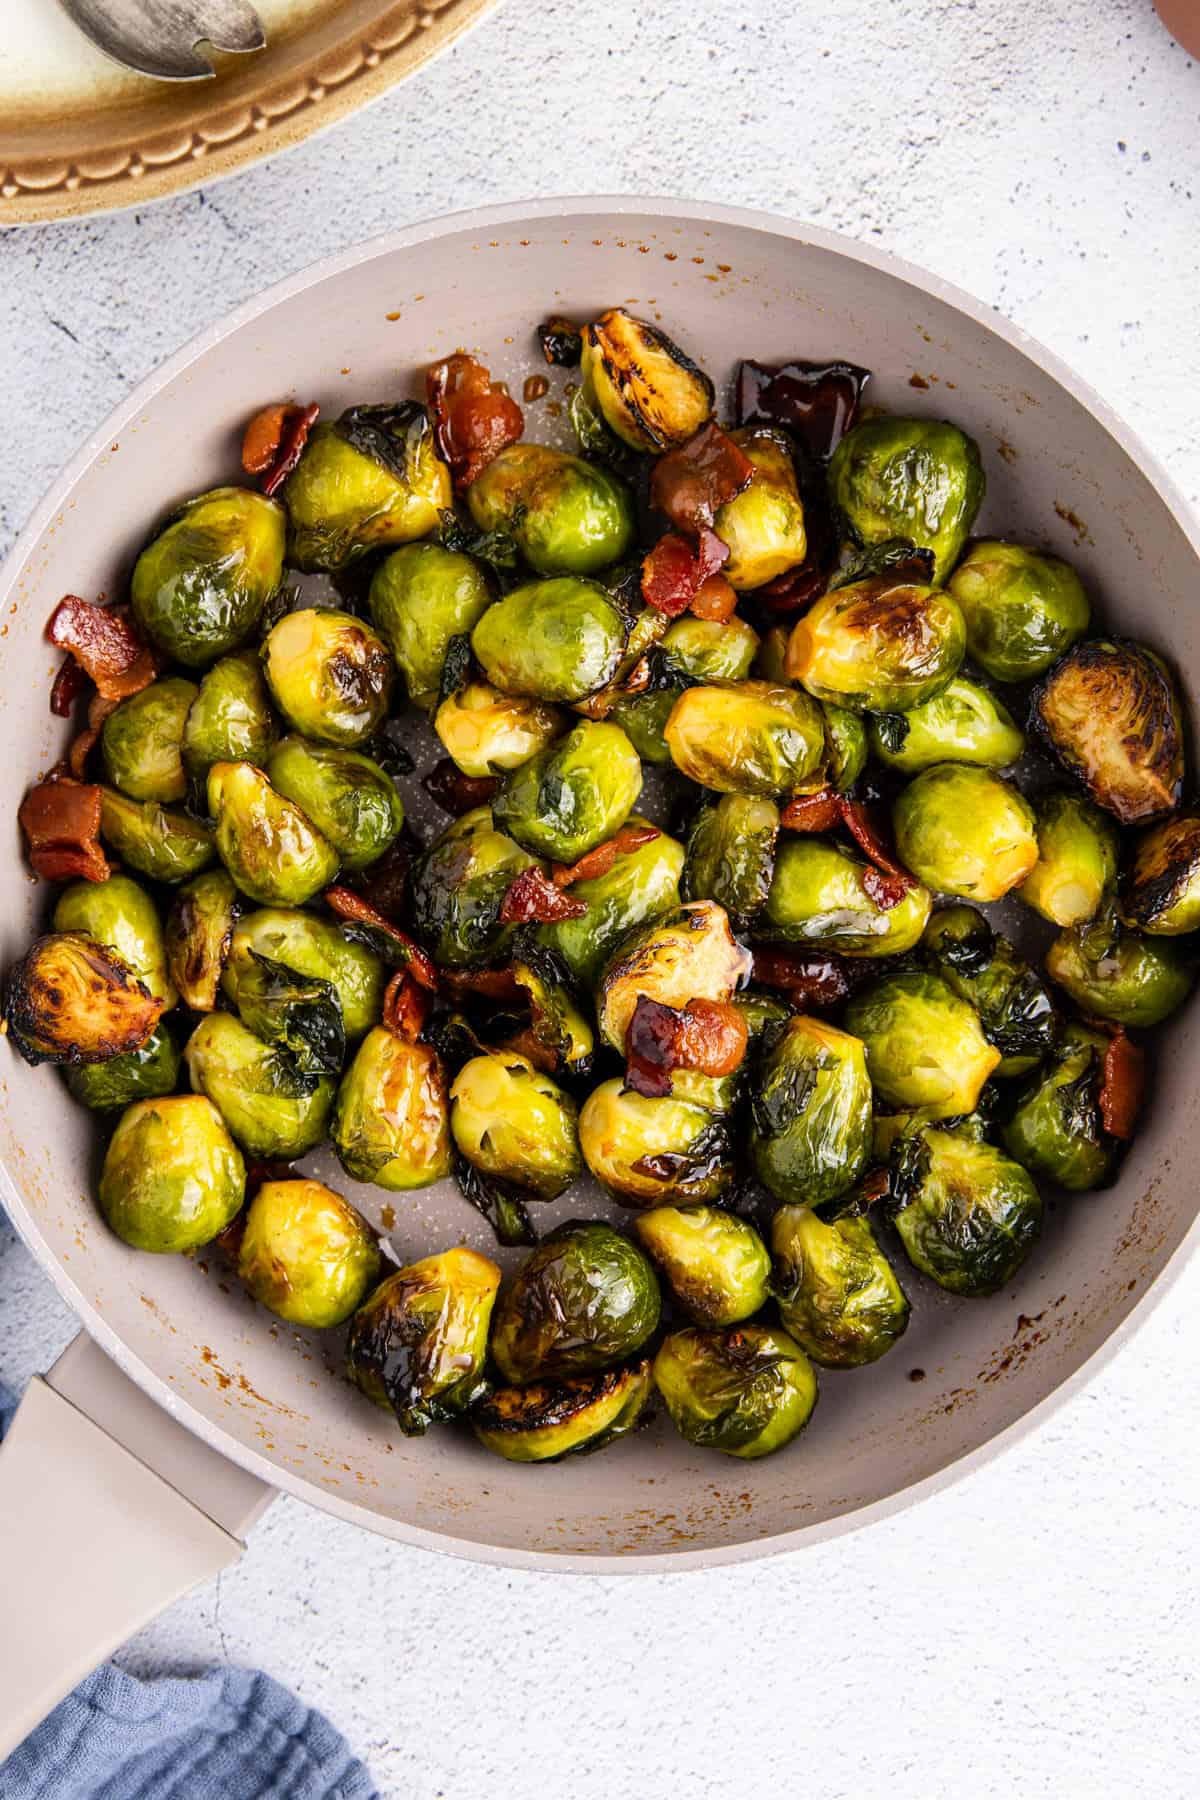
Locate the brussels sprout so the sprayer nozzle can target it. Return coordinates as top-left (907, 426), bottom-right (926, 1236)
top-left (735, 987), bottom-right (794, 1041)
top-left (712, 430), bottom-right (808, 590)
top-left (491, 1221), bottom-right (661, 1382)
top-left (221, 952), bottom-right (343, 1076)
top-left (434, 682), bottom-right (565, 778)
top-left (612, 616), bottom-right (760, 765)
top-left (748, 1016), bottom-right (872, 1205)
top-left (131, 487), bottom-right (285, 667)
top-left (450, 1052), bottom-right (581, 1200)
top-left (224, 907), bottom-right (384, 1042)
top-left (182, 650), bottom-right (278, 780)
top-left (346, 1248), bottom-right (500, 1433)
top-left (893, 765), bottom-right (1038, 902)
top-left (828, 415), bottom-right (984, 583)
top-left (663, 680), bottom-right (826, 797)
top-left (53, 873), bottom-right (175, 1006)
top-left (471, 1361), bottom-right (652, 1463)
top-left (597, 900), bottom-right (752, 1052)
top-left (184, 1013), bottom-right (334, 1159)
top-left (1019, 790), bottom-right (1118, 927)
top-left (578, 1079), bottom-right (735, 1205)
top-left (207, 761), bottom-right (339, 906)
top-left (632, 1206), bottom-right (770, 1326)
top-left (471, 576), bottom-right (627, 703)
top-left (947, 540), bottom-right (1089, 682)
top-left (410, 806), bottom-right (540, 969)
top-left (844, 969), bottom-right (1000, 1116)
top-left (5, 932), bottom-right (163, 1066)
top-left (283, 406), bottom-right (451, 572)
top-left (652, 1323), bottom-right (818, 1459)
top-left (98, 1094), bottom-right (244, 1253)
top-left (1121, 813), bottom-right (1200, 936)
top-left (65, 1023), bottom-right (181, 1112)
top-left (770, 1202), bottom-right (910, 1369)
top-left (538, 820), bottom-right (684, 988)
top-left (580, 308), bottom-right (714, 450)
top-left (890, 1126), bottom-right (1042, 1296)
top-left (266, 737), bottom-right (403, 873)
top-left (101, 677), bottom-right (198, 803)
top-left (760, 838), bottom-right (932, 957)
top-left (821, 703), bottom-right (869, 792)
top-left (869, 676), bottom-right (1024, 774)
top-left (682, 795), bottom-right (779, 923)
top-left (368, 543), bottom-right (494, 711)
top-left (1044, 920), bottom-right (1193, 1027)
top-left (492, 720), bottom-right (642, 863)
top-left (922, 905), bottom-right (1058, 1077)
top-left (332, 1026), bottom-right (451, 1189)
top-left (784, 575), bottom-right (966, 714)
top-left (99, 789), bottom-right (215, 885)
top-left (510, 941), bottom-right (595, 1077)
top-left (262, 608), bottom-right (393, 748)
top-left (237, 1178), bottom-right (380, 1328)
top-left (467, 443), bottom-right (634, 576)
top-left (1002, 1023), bottom-right (1120, 1191)
top-left (1031, 639), bottom-right (1184, 824)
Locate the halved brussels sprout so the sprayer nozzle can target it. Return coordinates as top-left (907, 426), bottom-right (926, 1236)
top-left (266, 737), bottom-right (403, 872)
top-left (53, 873), bottom-right (175, 1006)
top-left (612, 615), bottom-right (760, 765)
top-left (101, 677), bottom-right (198, 804)
top-left (948, 540), bottom-right (1090, 682)
top-left (597, 900), bottom-right (752, 1052)
top-left (131, 487), bottom-right (285, 667)
top-left (770, 1202), bottom-right (910, 1369)
top-left (511, 941), bottom-right (595, 1077)
top-left (890, 1125), bottom-right (1042, 1296)
top-left (760, 837), bottom-right (931, 956)
top-left (1044, 920), bottom-right (1193, 1027)
top-left (283, 405), bottom-right (451, 572)
top-left (1003, 1022), bottom-right (1120, 1191)
top-left (65, 1024), bottom-right (181, 1112)
top-left (98, 1094), bottom-right (244, 1253)
top-left (844, 969), bottom-right (1000, 1116)
top-left (490, 1220), bottom-right (661, 1383)
top-left (450, 1052), bottom-right (581, 1200)
top-left (224, 907), bottom-right (384, 1041)
top-left (346, 1247), bottom-right (500, 1433)
top-left (664, 679), bottom-right (826, 796)
top-left (749, 1016), bottom-right (873, 1205)
top-left (828, 415), bottom-right (984, 582)
top-left (466, 443), bottom-right (634, 576)
top-left (580, 308), bottom-right (714, 450)
top-left (471, 576), bottom-right (627, 703)
top-left (869, 676), bottom-right (1024, 774)
top-left (5, 932), bottom-right (163, 1066)
top-left (784, 575), bottom-right (966, 714)
top-left (237, 1178), bottom-right (381, 1328)
top-left (538, 819), bottom-right (685, 988)
top-left (713, 430), bottom-right (808, 590)
top-left (262, 608), bottom-right (393, 748)
top-left (99, 789), bottom-right (215, 885)
top-left (652, 1323), bottom-right (818, 1459)
top-left (492, 720), bottom-right (642, 863)
top-left (893, 764), bottom-right (1038, 901)
top-left (922, 905), bottom-right (1058, 1077)
top-left (332, 1026), bottom-right (451, 1190)
top-left (1018, 789), bottom-right (1118, 928)
top-left (1121, 813), bottom-right (1200, 935)
top-left (471, 1361), bottom-right (652, 1463)
top-left (184, 1012), bottom-right (334, 1159)
top-left (207, 761), bottom-right (339, 906)
top-left (632, 1205), bottom-right (770, 1326)
top-left (434, 682), bottom-right (565, 778)
top-left (410, 805), bottom-right (540, 969)
top-left (578, 1079), bottom-right (735, 1206)
top-left (1031, 639), bottom-right (1184, 824)
top-left (182, 649), bottom-right (278, 781)
top-left (368, 542), bottom-right (494, 711)
top-left (682, 795), bottom-right (779, 923)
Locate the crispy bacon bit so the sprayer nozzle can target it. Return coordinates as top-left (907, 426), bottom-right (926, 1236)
top-left (260, 403), bottom-right (319, 498)
top-left (755, 560), bottom-right (830, 618)
top-left (440, 965), bottom-right (524, 1004)
top-left (640, 527), bottom-right (732, 619)
top-left (47, 595), bottom-right (157, 702)
top-left (552, 823), bottom-right (661, 889)
top-left (67, 692), bottom-right (119, 780)
top-left (751, 948), bottom-right (861, 1008)
top-left (323, 886), bottom-right (437, 989)
top-left (780, 787), bottom-right (842, 833)
top-left (500, 867), bottom-right (588, 925)
top-left (690, 573), bottom-right (738, 622)
top-left (50, 656), bottom-right (87, 718)
top-left (649, 421), bottom-right (754, 536)
top-left (382, 970), bottom-right (431, 1042)
top-left (427, 352), bottom-right (524, 490)
top-left (625, 995), bottom-right (749, 1099)
top-left (1099, 1029), bottom-right (1146, 1141)
top-left (423, 757), bottom-right (499, 816)
top-left (19, 778), bottom-right (109, 883)
top-left (734, 359), bottom-right (870, 462)
top-left (501, 1026), bottom-right (559, 1073)
top-left (780, 790), bottom-right (915, 911)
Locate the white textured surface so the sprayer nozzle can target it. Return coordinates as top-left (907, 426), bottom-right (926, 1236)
top-left (2, 1), bottom-right (1200, 1793)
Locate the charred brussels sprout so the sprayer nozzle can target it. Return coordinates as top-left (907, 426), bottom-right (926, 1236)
top-left (65, 1025), bottom-right (181, 1112)
top-left (53, 873), bottom-right (175, 1006)
top-left (844, 969), bottom-right (1000, 1116)
top-left (890, 1126), bottom-right (1042, 1296)
top-left (262, 608), bottom-right (393, 747)
top-left (471, 576), bottom-right (627, 703)
top-left (652, 1324), bottom-right (818, 1459)
top-left (761, 838), bottom-right (931, 956)
top-left (490, 1221), bottom-right (661, 1383)
top-left (749, 1016), bottom-right (872, 1205)
top-left (1003, 1023), bottom-right (1121, 1191)
top-left (922, 905), bottom-right (1058, 1077)
top-left (5, 932), bottom-right (163, 1065)
top-left (869, 676), bottom-right (1024, 774)
top-left (332, 1026), bottom-right (451, 1189)
top-left (450, 1052), bottom-right (581, 1200)
top-left (101, 677), bottom-right (197, 803)
top-left (580, 308), bottom-right (714, 451)
top-left (682, 795), bottom-right (779, 923)
top-left (368, 543), bottom-right (493, 711)
top-left (784, 575), bottom-right (965, 713)
top-left (283, 405), bottom-right (451, 572)
top-left (1121, 813), bottom-right (1200, 936)
top-left (632, 1206), bottom-right (770, 1326)
top-left (410, 805), bottom-right (540, 969)
top-left (99, 789), bottom-right (214, 884)
top-left (664, 680), bottom-right (826, 796)
top-left (182, 649), bottom-right (278, 781)
top-left (434, 682), bottom-right (564, 778)
top-left (713, 430), bottom-right (808, 590)
top-left (346, 1248), bottom-right (500, 1433)
top-left (828, 415), bottom-right (984, 583)
top-left (237, 1179), bottom-right (380, 1328)
top-left (1044, 919), bottom-right (1192, 1027)
top-left (224, 907), bottom-right (383, 1041)
top-left (948, 540), bottom-right (1089, 682)
top-left (185, 1012), bottom-right (334, 1159)
top-left (131, 487), bottom-right (285, 667)
top-left (467, 443), bottom-right (634, 576)
top-left (1031, 639), bottom-right (1184, 824)
top-left (770, 1203), bottom-right (910, 1368)
top-left (221, 951), bottom-right (343, 1075)
top-left (538, 821), bottom-right (684, 988)
top-left (98, 1095), bottom-right (244, 1253)
top-left (164, 870), bottom-right (239, 1012)
top-left (597, 900), bottom-right (752, 1052)
top-left (207, 761), bottom-right (339, 906)
top-left (471, 1361), bottom-right (652, 1463)
top-left (579, 1080), bottom-right (735, 1205)
top-left (1019, 790), bottom-right (1118, 927)
top-left (492, 720), bottom-right (642, 862)
top-left (266, 737), bottom-right (404, 872)
top-left (893, 764), bottom-right (1038, 901)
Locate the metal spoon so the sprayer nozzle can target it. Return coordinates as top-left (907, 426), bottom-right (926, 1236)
top-left (55, 0), bottom-right (266, 81)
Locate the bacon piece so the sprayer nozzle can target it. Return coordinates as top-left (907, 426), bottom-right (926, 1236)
top-left (423, 757), bottom-right (499, 816)
top-left (690, 573), bottom-right (738, 622)
top-left (1099, 1029), bottom-right (1146, 1141)
top-left (756, 561), bottom-right (830, 618)
top-left (625, 995), bottom-right (749, 1099)
top-left (551, 822), bottom-right (661, 890)
top-left (67, 693), bottom-right (119, 780)
top-left (440, 965), bottom-right (523, 1005)
top-left (19, 778), bottom-right (109, 883)
top-left (242, 401), bottom-right (319, 492)
top-left (780, 787), bottom-right (842, 833)
top-left (346, 841), bottom-right (410, 923)
top-left (734, 359), bottom-right (870, 462)
top-left (263, 403), bottom-right (319, 498)
top-left (640, 532), bottom-right (697, 618)
top-left (650, 422), bottom-right (754, 536)
top-left (322, 886), bottom-right (437, 989)
top-left (499, 867), bottom-right (588, 924)
top-left (501, 1026), bottom-right (559, 1073)
top-left (780, 789), bottom-right (915, 911)
top-left (751, 948), bottom-right (861, 1008)
top-left (427, 352), bottom-right (524, 490)
top-left (50, 656), bottom-right (87, 718)
top-left (47, 596), bottom-right (157, 702)
top-left (382, 970), bottom-right (431, 1042)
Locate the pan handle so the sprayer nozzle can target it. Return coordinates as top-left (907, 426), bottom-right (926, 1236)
top-left (0, 1332), bottom-right (274, 1764)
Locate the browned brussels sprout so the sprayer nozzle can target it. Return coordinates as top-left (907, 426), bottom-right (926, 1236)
top-left (828, 415), bottom-right (984, 582)
top-left (785, 574), bottom-right (966, 713)
top-left (490, 1221), bottom-right (660, 1383)
top-left (237, 1178), bottom-right (381, 1328)
top-left (283, 405), bottom-right (451, 571)
top-left (346, 1248), bottom-right (500, 1433)
top-left (889, 1124), bottom-right (1042, 1296)
top-left (98, 1095), bottom-right (244, 1254)
top-left (332, 1025), bottom-right (451, 1191)
top-left (748, 1016), bottom-right (873, 1205)
top-left (207, 761), bottom-right (339, 906)
top-left (164, 870), bottom-right (239, 1012)
top-left (922, 905), bottom-right (1058, 1077)
top-left (450, 1052), bottom-right (581, 1200)
top-left (580, 308), bottom-right (714, 451)
top-left (578, 1079), bottom-right (736, 1206)
top-left (770, 1202), bottom-right (910, 1368)
top-left (434, 683), bottom-right (565, 778)
top-left (664, 680), bottom-right (826, 796)
top-left (262, 608), bottom-right (394, 748)
top-left (101, 677), bottom-right (198, 803)
top-left (5, 932), bottom-right (163, 1066)
top-left (1120, 813), bottom-right (1200, 936)
top-left (1030, 639), bottom-right (1184, 824)
top-left (131, 488), bottom-right (285, 667)
top-left (714, 430), bottom-right (808, 590)
top-left (632, 1206), bottom-right (770, 1326)
top-left (652, 1323), bottom-right (818, 1459)
top-left (471, 1361), bottom-right (652, 1463)
top-left (409, 805), bottom-right (540, 970)
top-left (596, 900), bottom-right (752, 1052)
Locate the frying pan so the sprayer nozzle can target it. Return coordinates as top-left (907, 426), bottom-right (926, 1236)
top-left (2, 198), bottom-right (1199, 1759)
